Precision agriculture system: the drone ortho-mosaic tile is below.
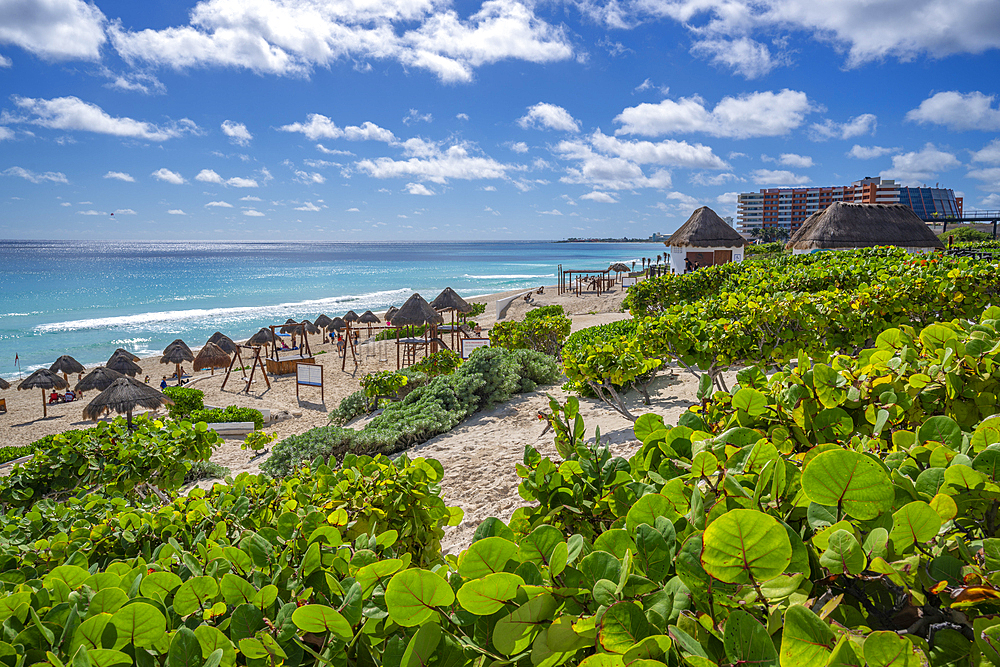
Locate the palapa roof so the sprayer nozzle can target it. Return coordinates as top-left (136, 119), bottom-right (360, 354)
top-left (247, 328), bottom-right (275, 346)
top-left (609, 262), bottom-right (631, 273)
top-left (280, 319), bottom-right (303, 334)
top-left (430, 287), bottom-right (472, 313)
top-left (392, 293), bottom-right (444, 326)
top-left (109, 348), bottom-right (139, 363)
top-left (0, 377), bottom-right (9, 390)
top-left (384, 306), bottom-right (399, 321)
top-left (105, 354), bottom-right (142, 376)
top-left (314, 314), bottom-right (332, 329)
top-left (359, 310), bottom-right (381, 324)
top-left (207, 333), bottom-right (238, 354)
top-left (76, 367), bottom-right (126, 393)
top-left (328, 317), bottom-right (346, 331)
top-left (786, 202), bottom-right (945, 251)
top-left (665, 207), bottom-right (746, 248)
top-left (193, 342), bottom-right (231, 371)
top-left (18, 368), bottom-right (68, 391)
top-left (343, 310), bottom-right (360, 322)
top-left (161, 346), bottom-right (194, 365)
top-left (83, 377), bottom-right (172, 422)
top-left (50, 355), bottom-right (85, 375)
top-left (301, 319), bottom-right (321, 334)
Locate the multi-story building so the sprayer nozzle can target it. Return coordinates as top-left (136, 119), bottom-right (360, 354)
top-left (736, 177), bottom-right (962, 235)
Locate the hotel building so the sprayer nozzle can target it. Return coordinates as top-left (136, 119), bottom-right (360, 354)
top-left (736, 177), bottom-right (963, 235)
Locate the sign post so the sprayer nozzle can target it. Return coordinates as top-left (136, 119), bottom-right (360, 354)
top-left (460, 338), bottom-right (491, 360)
top-left (296, 363), bottom-right (324, 403)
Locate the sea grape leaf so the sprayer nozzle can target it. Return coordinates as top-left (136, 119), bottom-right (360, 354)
top-left (701, 509), bottom-right (791, 585)
top-left (732, 388), bottom-right (767, 417)
top-left (626, 494), bottom-right (677, 536)
top-left (819, 530), bottom-right (866, 575)
top-left (110, 603), bottom-right (166, 649)
top-left (889, 502), bottom-right (941, 549)
top-left (918, 416), bottom-right (962, 449)
top-left (779, 605), bottom-right (836, 667)
top-left (724, 609), bottom-right (777, 667)
top-left (493, 594), bottom-right (557, 656)
top-left (166, 627), bottom-right (202, 667)
top-left (172, 577), bottom-right (220, 617)
top-left (400, 623), bottom-right (441, 667)
top-left (801, 449), bottom-right (893, 520)
top-left (291, 605), bottom-right (352, 640)
top-left (598, 601), bottom-right (651, 654)
top-left (863, 631), bottom-right (923, 667)
top-left (456, 573), bottom-right (523, 616)
top-left (385, 570), bottom-right (454, 627)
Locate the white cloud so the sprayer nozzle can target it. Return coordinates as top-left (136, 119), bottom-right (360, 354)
top-left (403, 109), bottom-right (433, 125)
top-left (113, 208), bottom-right (136, 215)
top-left (717, 191), bottom-right (739, 205)
top-left (750, 169), bottom-right (809, 185)
top-left (509, 141), bottom-right (529, 153)
top-left (357, 143), bottom-right (512, 184)
top-left (240, 195), bottom-right (262, 201)
top-left (77, 209), bottom-right (106, 216)
top-left (0, 127), bottom-right (12, 140)
top-left (1, 166), bottom-right (67, 183)
top-left (205, 200), bottom-right (233, 207)
top-left (108, 0), bottom-right (573, 83)
top-left (303, 159), bottom-right (338, 168)
top-left (518, 103), bottom-right (580, 132)
top-left (221, 120), bottom-right (252, 145)
top-left (967, 167), bottom-right (1000, 192)
top-left (880, 143), bottom-right (961, 186)
top-left (316, 144), bottom-right (355, 156)
top-left (346, 207), bottom-right (360, 212)
top-left (102, 68), bottom-right (165, 95)
top-left (60, 201), bottom-right (71, 206)
top-left (104, 171), bottom-right (135, 182)
top-left (810, 113), bottom-right (877, 140)
top-left (456, 113), bottom-right (469, 121)
top-left (539, 209), bottom-right (563, 215)
top-left (762, 152), bottom-right (813, 168)
top-left (0, 0), bottom-right (106, 61)
top-left (152, 168), bottom-right (185, 184)
top-left (588, 130), bottom-right (729, 169)
top-left (906, 91), bottom-right (1000, 131)
top-left (580, 191), bottom-right (618, 203)
top-left (0, 54), bottom-right (10, 68)
top-left (557, 143), bottom-right (672, 190)
top-left (847, 145), bottom-right (897, 159)
top-left (9, 96), bottom-right (197, 141)
top-left (167, 209), bottom-right (186, 215)
top-left (293, 170), bottom-right (325, 185)
top-left (690, 37), bottom-right (785, 79)
top-left (973, 140), bottom-right (1000, 164)
top-left (295, 201), bottom-right (322, 211)
top-left (279, 114), bottom-right (396, 142)
top-left (615, 89), bottom-right (813, 138)
top-left (243, 209), bottom-right (265, 216)
top-left (981, 194), bottom-right (1000, 208)
top-left (690, 172), bottom-right (741, 186)
top-left (227, 176), bottom-right (259, 187)
top-left (195, 169), bottom-right (224, 184)
top-left (405, 182), bottom-right (435, 195)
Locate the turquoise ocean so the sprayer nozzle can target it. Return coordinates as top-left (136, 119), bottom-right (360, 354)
top-left (0, 240), bottom-right (657, 379)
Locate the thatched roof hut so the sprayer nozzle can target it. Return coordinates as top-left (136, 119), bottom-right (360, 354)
top-left (208, 332), bottom-right (238, 355)
top-left (280, 319), bottom-right (303, 334)
top-left (328, 317), bottom-right (346, 331)
top-left (0, 377), bottom-right (9, 390)
top-left (359, 310), bottom-right (380, 324)
top-left (785, 202), bottom-right (945, 254)
top-left (83, 377), bottom-right (172, 429)
top-left (106, 354), bottom-right (142, 377)
top-left (247, 328), bottom-right (275, 346)
top-left (392, 293), bottom-right (444, 327)
top-left (76, 367), bottom-right (126, 393)
top-left (314, 314), bottom-right (333, 329)
top-left (301, 320), bottom-right (321, 334)
top-left (49, 355), bottom-right (85, 381)
top-left (665, 206), bottom-right (746, 273)
top-left (109, 348), bottom-right (139, 363)
top-left (193, 342), bottom-right (230, 374)
top-left (163, 339), bottom-right (193, 357)
top-left (161, 344), bottom-right (194, 381)
top-left (19, 368), bottom-right (69, 418)
top-left (430, 287), bottom-right (472, 314)
top-left (384, 306), bottom-right (399, 323)
top-left (343, 310), bottom-right (360, 323)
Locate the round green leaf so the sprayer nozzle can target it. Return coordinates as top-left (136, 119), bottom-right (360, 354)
top-left (779, 605), bottom-right (836, 666)
top-left (701, 509), bottom-right (791, 584)
top-left (172, 576), bottom-right (220, 617)
top-left (494, 594), bottom-right (558, 656)
top-left (194, 625), bottom-right (236, 667)
top-left (919, 324), bottom-right (958, 351)
top-left (456, 573), bottom-right (523, 615)
top-left (801, 449), bottom-right (893, 520)
top-left (400, 623), bottom-right (441, 667)
top-left (238, 638), bottom-right (268, 660)
top-left (890, 501), bottom-right (941, 549)
top-left (110, 603), bottom-right (166, 649)
top-left (47, 565), bottom-right (90, 590)
top-left (356, 559), bottom-right (403, 596)
top-left (290, 605), bottom-right (352, 640)
top-left (918, 416), bottom-right (962, 448)
top-left (166, 627), bottom-right (202, 667)
top-left (385, 570), bottom-right (455, 627)
top-left (219, 574), bottom-right (256, 606)
top-left (458, 537), bottom-right (517, 579)
top-left (732, 388), bottom-right (767, 416)
top-left (139, 572), bottom-right (181, 601)
top-left (864, 630), bottom-right (924, 667)
top-left (87, 649), bottom-right (132, 667)
top-left (723, 609), bottom-right (777, 667)
top-left (819, 530), bottom-right (866, 575)
top-left (626, 494), bottom-right (677, 535)
top-left (599, 602), bottom-right (651, 654)
top-left (89, 589), bottom-right (129, 616)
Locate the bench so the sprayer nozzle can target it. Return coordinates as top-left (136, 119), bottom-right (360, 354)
top-left (204, 422), bottom-right (256, 437)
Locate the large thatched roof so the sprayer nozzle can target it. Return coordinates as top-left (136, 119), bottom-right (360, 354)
top-left (384, 306), bottom-right (399, 322)
top-left (328, 317), bottom-right (346, 331)
top-left (50, 355), bottom-right (85, 376)
top-left (83, 377), bottom-right (172, 427)
top-left (666, 207), bottom-right (746, 248)
top-left (193, 342), bottom-right (230, 371)
top-left (343, 310), bottom-right (360, 323)
top-left (76, 367), bottom-right (126, 393)
top-left (106, 354), bottom-right (142, 377)
top-left (359, 310), bottom-right (381, 324)
top-left (280, 319), bottom-right (303, 334)
top-left (247, 328), bottom-right (275, 346)
top-left (109, 348), bottom-right (139, 363)
top-left (164, 339), bottom-right (193, 356)
top-left (207, 332), bottom-right (238, 354)
top-left (786, 202), bottom-right (945, 251)
top-left (18, 369), bottom-right (68, 391)
top-left (392, 293), bottom-right (444, 327)
top-left (314, 314), bottom-right (333, 329)
top-left (161, 346), bottom-right (194, 365)
top-left (430, 287), bottom-right (472, 313)
top-left (301, 319), bottom-right (321, 334)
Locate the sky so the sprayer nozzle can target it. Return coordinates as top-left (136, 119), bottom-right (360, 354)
top-left (0, 0), bottom-right (999, 241)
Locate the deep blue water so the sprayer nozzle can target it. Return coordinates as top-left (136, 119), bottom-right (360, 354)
top-left (0, 240), bottom-right (656, 377)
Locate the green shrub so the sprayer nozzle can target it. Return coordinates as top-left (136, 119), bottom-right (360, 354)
top-left (183, 460), bottom-right (230, 484)
top-left (466, 301), bottom-right (487, 316)
top-left (489, 306), bottom-right (571, 356)
top-left (744, 241), bottom-right (783, 256)
top-left (0, 445), bottom-right (33, 465)
top-left (371, 324), bottom-right (426, 341)
top-left (329, 389), bottom-right (369, 425)
top-left (162, 386), bottom-right (204, 418)
top-left (525, 304), bottom-right (566, 319)
top-left (940, 226), bottom-right (992, 243)
top-left (409, 348), bottom-right (462, 377)
top-left (189, 405), bottom-right (264, 429)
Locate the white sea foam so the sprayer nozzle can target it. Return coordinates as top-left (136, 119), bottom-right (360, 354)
top-left (34, 288), bottom-right (412, 334)
top-left (462, 274), bottom-right (554, 280)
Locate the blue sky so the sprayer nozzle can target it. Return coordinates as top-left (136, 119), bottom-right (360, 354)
top-left (0, 0), bottom-right (998, 241)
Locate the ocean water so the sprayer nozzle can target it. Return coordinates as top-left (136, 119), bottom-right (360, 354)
top-left (0, 240), bottom-right (658, 378)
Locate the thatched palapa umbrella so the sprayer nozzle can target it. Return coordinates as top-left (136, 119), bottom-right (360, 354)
top-left (76, 367), bottom-right (126, 394)
top-left (161, 343), bottom-right (194, 383)
top-left (208, 332), bottom-right (239, 355)
top-left (384, 306), bottom-right (399, 324)
top-left (314, 314), bottom-right (333, 330)
top-left (0, 377), bottom-right (10, 390)
top-left (18, 368), bottom-right (68, 418)
top-left (110, 348), bottom-right (139, 362)
top-left (248, 328), bottom-right (275, 347)
top-left (329, 317), bottom-right (346, 331)
top-left (49, 355), bottom-right (85, 383)
top-left (106, 353), bottom-right (142, 377)
top-left (430, 287), bottom-right (472, 348)
top-left (193, 342), bottom-right (230, 375)
top-left (83, 377), bottom-right (172, 429)
top-left (358, 310), bottom-right (380, 335)
top-left (343, 310), bottom-right (359, 323)
top-left (392, 293), bottom-right (444, 368)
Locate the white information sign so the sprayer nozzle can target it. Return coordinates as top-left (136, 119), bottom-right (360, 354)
top-left (621, 277), bottom-right (637, 287)
top-left (296, 363), bottom-right (324, 402)
top-left (461, 338), bottom-right (491, 359)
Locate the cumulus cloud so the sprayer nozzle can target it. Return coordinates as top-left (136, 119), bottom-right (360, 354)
top-left (0, 127), bottom-right (12, 140)
top-left (294, 201), bottom-right (322, 211)
top-left (221, 120), bottom-right (252, 145)
top-left (509, 141), bottom-right (529, 153)
top-left (0, 55), bottom-right (10, 68)
top-left (906, 91), bottom-right (1000, 131)
top-left (588, 131), bottom-right (728, 169)
top-left (810, 113), bottom-right (877, 140)
top-left (750, 169), bottom-right (809, 185)
top-left (227, 176), bottom-right (259, 187)
top-left (113, 208), bottom-right (136, 215)
top-left (240, 195), bottom-right (262, 201)
top-left (689, 37), bottom-right (786, 79)
top-left (77, 209), bottom-right (106, 215)
top-left (614, 89), bottom-right (813, 138)
top-left (518, 103), bottom-right (580, 132)
top-left (293, 170), bottom-right (325, 185)
top-left (762, 153), bottom-right (813, 168)
top-left (880, 143), bottom-right (961, 185)
top-left (205, 200), bottom-right (233, 207)
top-left (109, 0), bottom-right (573, 84)
top-left (2, 166), bottom-right (68, 183)
top-left (357, 143), bottom-right (512, 184)
top-left (847, 145), bottom-right (897, 159)
top-left (104, 171), bottom-right (135, 182)
top-left (0, 0), bottom-right (106, 61)
top-left (167, 209), bottom-right (186, 215)
top-left (152, 168), bottom-right (185, 184)
top-left (967, 167), bottom-right (1000, 191)
top-left (279, 115), bottom-right (396, 142)
top-left (405, 183), bottom-right (435, 195)
top-left (557, 143), bottom-right (672, 190)
top-left (196, 169), bottom-right (258, 187)
top-left (8, 96), bottom-right (197, 141)
top-left (539, 209), bottom-right (563, 215)
top-left (580, 190), bottom-right (618, 203)
top-left (195, 169), bottom-right (224, 184)
top-left (972, 140), bottom-right (1000, 164)
top-left (243, 209), bottom-right (265, 216)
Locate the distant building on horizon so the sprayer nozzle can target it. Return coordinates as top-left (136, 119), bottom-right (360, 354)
top-left (736, 177), bottom-right (963, 235)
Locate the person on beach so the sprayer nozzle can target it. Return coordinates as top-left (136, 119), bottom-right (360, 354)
top-left (144, 375), bottom-right (150, 384)
top-left (160, 377), bottom-right (168, 390)
top-left (49, 391), bottom-right (60, 404)
top-left (684, 257), bottom-right (693, 273)
top-left (337, 335), bottom-right (345, 353)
